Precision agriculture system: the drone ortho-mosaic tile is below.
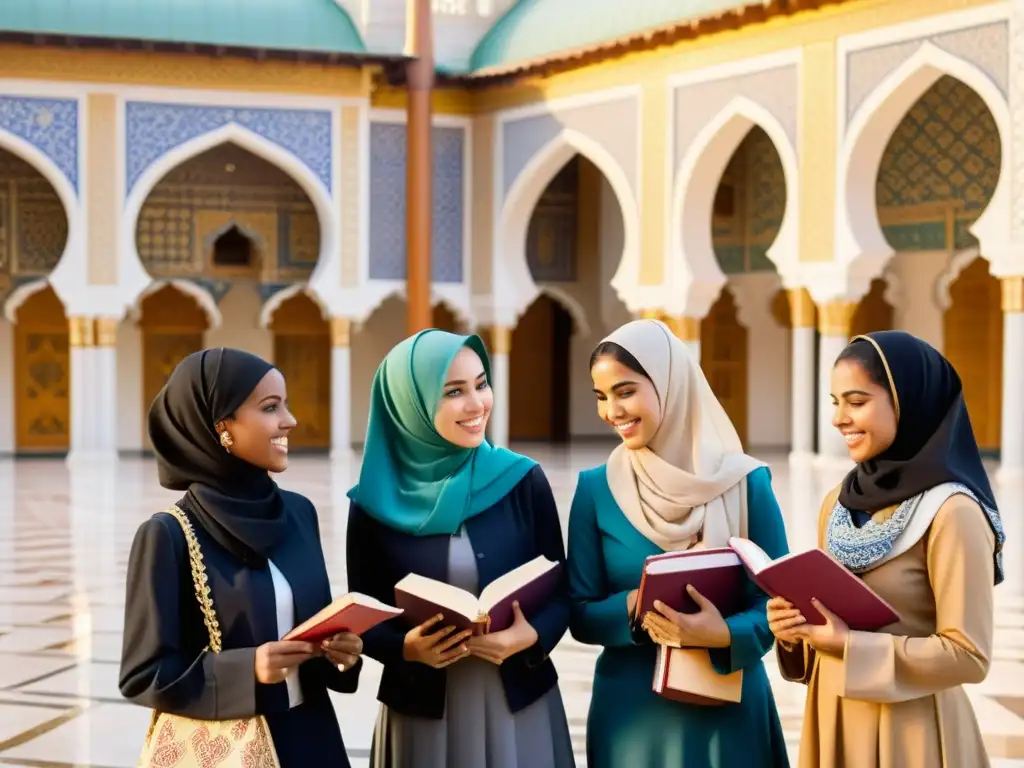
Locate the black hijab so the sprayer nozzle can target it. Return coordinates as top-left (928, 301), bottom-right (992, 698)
top-left (148, 348), bottom-right (288, 566)
top-left (836, 331), bottom-right (1004, 580)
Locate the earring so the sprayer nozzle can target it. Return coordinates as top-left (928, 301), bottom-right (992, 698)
top-left (219, 431), bottom-right (234, 453)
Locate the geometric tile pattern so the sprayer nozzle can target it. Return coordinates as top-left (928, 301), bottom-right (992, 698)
top-left (368, 122), bottom-right (465, 283)
top-left (125, 102), bottom-right (334, 198)
top-left (2, 447), bottom-right (1024, 767)
top-left (877, 75), bottom-right (1000, 252)
top-left (0, 96), bottom-right (79, 194)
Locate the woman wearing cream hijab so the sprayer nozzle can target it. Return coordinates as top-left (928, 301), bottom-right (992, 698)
top-left (567, 319), bottom-right (790, 768)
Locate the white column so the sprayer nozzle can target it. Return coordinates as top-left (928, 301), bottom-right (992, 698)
top-left (0, 318), bottom-right (14, 455)
top-left (998, 277), bottom-right (1024, 484)
top-left (329, 318), bottom-right (352, 458)
top-left (816, 299), bottom-right (856, 463)
top-left (94, 318), bottom-right (119, 458)
top-left (68, 316), bottom-right (97, 461)
top-left (489, 326), bottom-right (511, 448)
top-left (788, 289), bottom-right (816, 460)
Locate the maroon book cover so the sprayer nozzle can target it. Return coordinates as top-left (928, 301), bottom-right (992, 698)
top-left (636, 548), bottom-right (746, 620)
top-left (730, 540), bottom-right (900, 631)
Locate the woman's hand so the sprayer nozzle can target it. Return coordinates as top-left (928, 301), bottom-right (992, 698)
top-left (640, 586), bottom-right (731, 649)
top-left (403, 614), bottom-right (472, 669)
top-left (791, 598), bottom-right (849, 657)
top-left (767, 596), bottom-right (807, 645)
top-left (466, 602), bottom-right (539, 665)
top-left (320, 632), bottom-right (363, 671)
top-left (254, 640), bottom-right (319, 684)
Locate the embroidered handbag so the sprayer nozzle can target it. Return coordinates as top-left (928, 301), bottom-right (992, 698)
top-left (137, 506), bottom-right (281, 768)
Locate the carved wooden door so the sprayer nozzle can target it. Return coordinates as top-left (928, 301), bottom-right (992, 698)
top-left (510, 296), bottom-right (567, 442)
top-left (14, 287), bottom-right (70, 452)
top-left (944, 257), bottom-right (1002, 452)
top-left (700, 288), bottom-right (748, 446)
top-left (273, 334), bottom-right (331, 450)
top-left (143, 333), bottom-right (204, 418)
top-left (850, 278), bottom-right (894, 338)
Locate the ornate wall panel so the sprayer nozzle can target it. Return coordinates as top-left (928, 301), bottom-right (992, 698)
top-left (846, 22), bottom-right (1009, 125)
top-left (672, 66), bottom-right (798, 175)
top-left (368, 122), bottom-right (466, 282)
top-left (501, 94), bottom-right (639, 203)
top-left (711, 127), bottom-right (786, 274)
top-left (14, 286), bottom-right (70, 453)
top-left (125, 101), bottom-right (333, 197)
top-left (526, 157), bottom-right (578, 282)
top-left (875, 76), bottom-right (999, 251)
top-left (0, 96), bottom-right (78, 194)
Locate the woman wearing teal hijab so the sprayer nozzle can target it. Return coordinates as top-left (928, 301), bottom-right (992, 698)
top-left (347, 329), bottom-right (575, 768)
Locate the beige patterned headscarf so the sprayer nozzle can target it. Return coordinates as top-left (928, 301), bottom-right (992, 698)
top-left (601, 320), bottom-right (765, 551)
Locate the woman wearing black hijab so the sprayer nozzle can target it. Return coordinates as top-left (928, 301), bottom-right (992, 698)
top-left (120, 348), bottom-right (363, 766)
top-left (766, 331), bottom-right (1005, 768)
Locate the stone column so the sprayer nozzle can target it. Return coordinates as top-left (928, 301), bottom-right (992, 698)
top-left (998, 277), bottom-right (1024, 483)
top-left (816, 299), bottom-right (855, 461)
top-left (94, 317), bottom-right (119, 458)
top-left (0, 318), bottom-right (14, 455)
top-left (788, 288), bottom-right (817, 460)
top-left (489, 325), bottom-right (512, 448)
top-left (329, 317), bottom-right (352, 458)
top-left (665, 315), bottom-right (701, 361)
top-left (68, 315), bottom-right (96, 460)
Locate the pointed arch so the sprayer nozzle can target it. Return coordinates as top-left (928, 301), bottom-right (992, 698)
top-left (132, 278), bottom-right (222, 329)
top-left (3, 279), bottom-right (58, 323)
top-left (0, 131), bottom-right (82, 309)
top-left (260, 283), bottom-right (328, 328)
top-left (123, 123), bottom-right (338, 310)
top-left (669, 95), bottom-right (800, 317)
top-left (497, 128), bottom-right (639, 319)
top-left (837, 43), bottom-right (1010, 278)
top-left (523, 285), bottom-right (590, 339)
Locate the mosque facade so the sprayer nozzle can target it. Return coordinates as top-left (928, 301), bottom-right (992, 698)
top-left (0, 0), bottom-right (1020, 480)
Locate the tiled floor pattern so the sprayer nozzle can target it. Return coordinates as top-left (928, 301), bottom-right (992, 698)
top-left (2, 445), bottom-right (1024, 766)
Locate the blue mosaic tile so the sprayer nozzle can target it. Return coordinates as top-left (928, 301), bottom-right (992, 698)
top-left (125, 102), bottom-right (332, 198)
top-left (0, 96), bottom-right (79, 194)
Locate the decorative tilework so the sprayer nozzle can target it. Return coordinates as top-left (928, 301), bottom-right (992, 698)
top-left (711, 126), bottom-right (785, 274)
top-left (0, 96), bottom-right (78, 194)
top-left (876, 76), bottom-right (999, 252)
top-left (185, 276), bottom-right (233, 304)
top-left (368, 122), bottom-right (465, 283)
top-left (259, 281), bottom-right (295, 303)
top-left (125, 102), bottom-right (332, 198)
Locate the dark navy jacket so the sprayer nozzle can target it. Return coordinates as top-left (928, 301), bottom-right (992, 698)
top-left (346, 465), bottom-right (570, 719)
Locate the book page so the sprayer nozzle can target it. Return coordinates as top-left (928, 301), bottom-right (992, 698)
top-left (478, 555), bottom-right (556, 613)
top-left (396, 573), bottom-right (481, 620)
top-left (728, 537), bottom-right (772, 573)
top-left (645, 551), bottom-right (740, 575)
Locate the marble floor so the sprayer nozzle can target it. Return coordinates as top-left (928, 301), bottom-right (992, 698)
top-left (2, 443), bottom-right (1024, 767)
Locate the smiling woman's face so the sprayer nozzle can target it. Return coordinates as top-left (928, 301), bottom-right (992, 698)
top-left (830, 358), bottom-right (897, 463)
top-left (433, 346), bottom-right (493, 449)
top-left (215, 368), bottom-right (297, 473)
top-left (590, 355), bottom-right (661, 449)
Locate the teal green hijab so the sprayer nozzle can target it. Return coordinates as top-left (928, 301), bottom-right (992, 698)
top-left (348, 329), bottom-right (537, 536)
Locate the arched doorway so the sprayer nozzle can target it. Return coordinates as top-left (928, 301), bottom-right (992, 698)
top-left (850, 277), bottom-right (894, 338)
top-left (270, 291), bottom-right (331, 451)
top-left (509, 295), bottom-right (573, 442)
top-left (700, 287), bottom-right (748, 446)
top-left (872, 74), bottom-right (1001, 444)
top-left (432, 303), bottom-right (461, 334)
top-left (13, 286), bottom-right (70, 453)
top-left (944, 257), bottom-right (1001, 452)
top-left (138, 285), bottom-right (209, 447)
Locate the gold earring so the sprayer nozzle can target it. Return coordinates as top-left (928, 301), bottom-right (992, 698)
top-left (219, 431), bottom-right (234, 453)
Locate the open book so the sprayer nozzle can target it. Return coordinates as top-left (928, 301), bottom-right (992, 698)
top-left (652, 646), bottom-right (743, 705)
top-left (394, 556), bottom-right (561, 635)
top-left (283, 593), bottom-right (403, 644)
top-left (728, 537), bottom-right (899, 631)
top-left (636, 547), bottom-right (746, 620)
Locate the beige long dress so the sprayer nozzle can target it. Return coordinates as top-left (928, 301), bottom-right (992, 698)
top-left (778, 485), bottom-right (995, 767)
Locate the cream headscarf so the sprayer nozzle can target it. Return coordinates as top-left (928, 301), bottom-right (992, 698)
top-left (601, 319), bottom-right (765, 552)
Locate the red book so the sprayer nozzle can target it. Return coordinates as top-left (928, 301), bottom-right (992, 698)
top-left (394, 556), bottom-right (561, 636)
top-left (728, 537), bottom-right (899, 631)
top-left (652, 645), bottom-right (743, 706)
top-left (635, 547), bottom-right (746, 620)
top-left (283, 593), bottom-right (403, 644)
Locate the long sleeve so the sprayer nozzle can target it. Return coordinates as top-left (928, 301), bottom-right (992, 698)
top-left (709, 466), bottom-right (790, 675)
top-left (842, 495), bottom-right (995, 703)
top-left (345, 503), bottom-right (415, 673)
top-left (512, 467), bottom-right (570, 668)
top-left (118, 516), bottom-right (261, 720)
top-left (567, 472), bottom-right (637, 648)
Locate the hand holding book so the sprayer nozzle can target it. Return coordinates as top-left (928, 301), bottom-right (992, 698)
top-left (402, 614), bottom-right (472, 669)
top-left (768, 596), bottom-right (849, 656)
top-left (466, 601), bottom-right (538, 665)
top-left (640, 586), bottom-right (731, 649)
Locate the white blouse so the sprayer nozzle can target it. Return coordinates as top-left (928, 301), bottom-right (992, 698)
top-left (268, 559), bottom-right (304, 709)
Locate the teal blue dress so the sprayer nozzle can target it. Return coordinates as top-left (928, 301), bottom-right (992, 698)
top-left (567, 465), bottom-right (790, 768)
